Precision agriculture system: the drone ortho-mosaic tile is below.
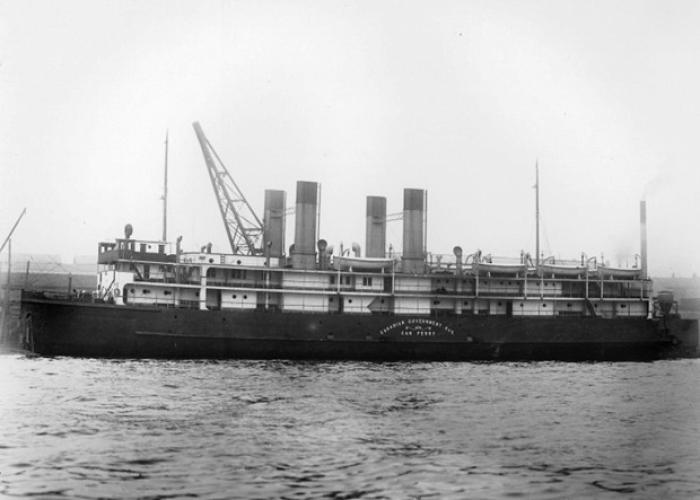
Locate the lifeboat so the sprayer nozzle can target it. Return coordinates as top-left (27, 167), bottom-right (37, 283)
top-left (595, 266), bottom-right (643, 280)
top-left (331, 256), bottom-right (396, 272)
top-left (472, 262), bottom-right (532, 275)
top-left (539, 263), bottom-right (589, 277)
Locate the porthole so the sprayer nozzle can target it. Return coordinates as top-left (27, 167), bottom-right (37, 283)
top-left (232, 295), bottom-right (237, 299)
top-left (497, 302), bottom-right (502, 306)
top-left (542, 303), bottom-right (547, 307)
top-left (164, 290), bottom-right (172, 296)
top-left (520, 303), bottom-right (524, 307)
top-left (236, 260), bottom-right (242, 265)
top-left (567, 303), bottom-right (572, 307)
top-left (243, 295), bottom-right (248, 300)
top-left (348, 299), bottom-right (353, 304)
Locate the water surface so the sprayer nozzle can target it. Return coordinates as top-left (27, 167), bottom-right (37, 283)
top-left (1, 357), bottom-right (699, 499)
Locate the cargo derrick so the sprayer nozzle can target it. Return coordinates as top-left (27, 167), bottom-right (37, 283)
top-left (192, 122), bottom-right (264, 255)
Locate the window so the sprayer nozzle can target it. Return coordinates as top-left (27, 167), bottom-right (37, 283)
top-left (164, 290), bottom-right (172, 296)
top-left (142, 289), bottom-right (151, 294)
top-left (330, 276), bottom-right (336, 285)
top-left (362, 277), bottom-right (373, 287)
top-left (344, 276), bottom-right (351, 285)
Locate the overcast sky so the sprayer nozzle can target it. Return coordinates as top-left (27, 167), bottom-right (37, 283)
top-left (1, 0), bottom-right (699, 276)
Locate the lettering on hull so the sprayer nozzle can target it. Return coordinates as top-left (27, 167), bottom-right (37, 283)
top-left (379, 318), bottom-right (456, 337)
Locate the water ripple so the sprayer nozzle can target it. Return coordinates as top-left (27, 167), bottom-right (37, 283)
top-left (1, 356), bottom-right (699, 498)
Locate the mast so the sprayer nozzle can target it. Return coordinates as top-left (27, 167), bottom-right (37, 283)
top-left (162, 130), bottom-right (169, 242)
top-left (535, 162), bottom-right (540, 269)
top-left (2, 238), bottom-right (11, 343)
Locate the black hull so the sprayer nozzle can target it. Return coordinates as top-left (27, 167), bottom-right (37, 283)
top-left (20, 295), bottom-right (699, 361)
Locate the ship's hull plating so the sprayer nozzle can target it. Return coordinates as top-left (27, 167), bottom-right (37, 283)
top-left (20, 297), bottom-right (699, 361)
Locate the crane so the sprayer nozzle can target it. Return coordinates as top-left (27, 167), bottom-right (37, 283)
top-left (0, 208), bottom-right (27, 254)
top-left (192, 122), bottom-right (264, 255)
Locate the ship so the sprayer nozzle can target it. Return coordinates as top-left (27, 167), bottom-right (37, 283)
top-left (17, 123), bottom-right (699, 361)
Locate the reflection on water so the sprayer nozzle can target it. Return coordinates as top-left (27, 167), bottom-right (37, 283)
top-left (1, 357), bottom-right (699, 499)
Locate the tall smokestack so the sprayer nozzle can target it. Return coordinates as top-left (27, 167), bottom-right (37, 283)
top-left (291, 181), bottom-right (318, 269)
top-left (640, 199), bottom-right (648, 279)
top-left (263, 189), bottom-right (286, 258)
top-left (402, 188), bottom-right (427, 273)
top-left (365, 196), bottom-right (386, 258)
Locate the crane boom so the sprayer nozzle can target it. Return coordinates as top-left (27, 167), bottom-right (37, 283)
top-left (192, 122), bottom-right (264, 255)
top-left (0, 208), bottom-right (27, 255)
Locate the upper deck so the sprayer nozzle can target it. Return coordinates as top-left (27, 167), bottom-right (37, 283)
top-left (98, 238), bottom-right (176, 265)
